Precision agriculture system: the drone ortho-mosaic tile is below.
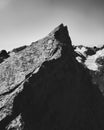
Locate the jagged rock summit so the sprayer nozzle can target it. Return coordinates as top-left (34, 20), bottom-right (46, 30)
top-left (0, 24), bottom-right (104, 130)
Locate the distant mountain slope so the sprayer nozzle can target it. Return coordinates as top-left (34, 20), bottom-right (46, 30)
top-left (0, 24), bottom-right (104, 130)
top-left (75, 45), bottom-right (104, 95)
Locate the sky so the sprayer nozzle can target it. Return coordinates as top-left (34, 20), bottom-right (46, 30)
top-left (0, 0), bottom-right (104, 51)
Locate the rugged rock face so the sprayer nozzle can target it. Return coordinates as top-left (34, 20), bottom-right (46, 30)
top-left (75, 45), bottom-right (104, 95)
top-left (0, 24), bottom-right (104, 129)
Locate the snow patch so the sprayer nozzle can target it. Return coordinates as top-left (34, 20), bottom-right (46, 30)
top-left (75, 46), bottom-right (87, 57)
top-left (85, 48), bottom-right (104, 71)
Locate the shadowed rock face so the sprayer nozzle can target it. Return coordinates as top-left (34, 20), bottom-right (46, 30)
top-left (0, 24), bottom-right (64, 129)
top-left (0, 24), bottom-right (104, 130)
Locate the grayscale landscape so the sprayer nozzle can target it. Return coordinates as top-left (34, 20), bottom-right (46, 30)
top-left (0, 0), bottom-right (104, 130)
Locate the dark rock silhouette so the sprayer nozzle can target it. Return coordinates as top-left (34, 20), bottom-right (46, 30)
top-left (12, 45), bottom-right (27, 53)
top-left (0, 24), bottom-right (104, 130)
top-left (0, 50), bottom-right (9, 63)
top-left (13, 32), bottom-right (104, 129)
top-left (85, 47), bottom-right (96, 56)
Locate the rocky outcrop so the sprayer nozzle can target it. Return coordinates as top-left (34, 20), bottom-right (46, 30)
top-left (0, 50), bottom-right (9, 63)
top-left (75, 44), bottom-right (104, 95)
top-left (0, 24), bottom-right (104, 129)
top-left (0, 24), bottom-right (64, 128)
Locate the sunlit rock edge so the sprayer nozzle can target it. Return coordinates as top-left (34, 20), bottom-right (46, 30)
top-left (0, 24), bottom-right (64, 129)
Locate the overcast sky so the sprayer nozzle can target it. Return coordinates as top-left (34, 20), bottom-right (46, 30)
top-left (0, 0), bottom-right (104, 51)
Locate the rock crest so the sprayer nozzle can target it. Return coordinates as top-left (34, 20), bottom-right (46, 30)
top-left (0, 24), bottom-right (104, 130)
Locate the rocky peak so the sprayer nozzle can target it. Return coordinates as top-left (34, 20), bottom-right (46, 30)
top-left (0, 24), bottom-right (74, 129)
top-left (0, 24), bottom-right (104, 130)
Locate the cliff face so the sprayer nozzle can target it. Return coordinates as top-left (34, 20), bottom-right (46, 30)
top-left (0, 24), bottom-right (104, 130)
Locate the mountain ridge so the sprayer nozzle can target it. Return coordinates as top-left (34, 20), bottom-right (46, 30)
top-left (0, 24), bottom-right (104, 130)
